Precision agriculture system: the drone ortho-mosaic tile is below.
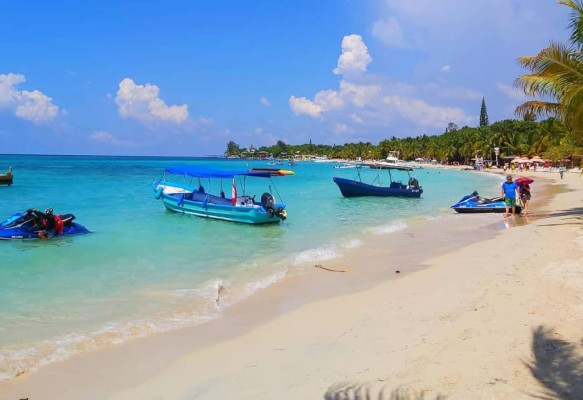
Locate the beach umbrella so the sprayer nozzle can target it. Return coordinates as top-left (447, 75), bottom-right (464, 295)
top-left (510, 157), bottom-right (521, 163)
top-left (518, 157), bottom-right (531, 164)
top-left (515, 177), bottom-right (534, 185)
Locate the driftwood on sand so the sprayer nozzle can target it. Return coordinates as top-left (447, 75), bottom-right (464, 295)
top-left (315, 264), bottom-right (349, 273)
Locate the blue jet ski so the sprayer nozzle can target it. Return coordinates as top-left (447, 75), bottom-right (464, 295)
top-left (0, 209), bottom-right (90, 240)
top-left (451, 191), bottom-right (522, 214)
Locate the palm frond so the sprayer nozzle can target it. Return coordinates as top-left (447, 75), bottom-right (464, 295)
top-left (560, 0), bottom-right (583, 50)
top-left (515, 101), bottom-right (563, 120)
top-left (516, 44), bottom-right (583, 94)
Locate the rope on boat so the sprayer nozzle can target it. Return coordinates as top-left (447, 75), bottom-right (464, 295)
top-left (315, 264), bottom-right (350, 273)
top-left (269, 179), bottom-right (285, 203)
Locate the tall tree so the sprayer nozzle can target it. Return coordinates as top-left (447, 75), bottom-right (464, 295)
top-left (479, 97), bottom-right (489, 127)
top-left (274, 140), bottom-right (288, 157)
top-left (514, 0), bottom-right (583, 142)
top-left (446, 122), bottom-right (459, 132)
top-left (225, 140), bottom-right (240, 156)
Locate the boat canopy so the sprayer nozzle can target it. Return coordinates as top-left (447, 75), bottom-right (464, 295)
top-left (164, 165), bottom-right (272, 178)
top-left (362, 163), bottom-right (413, 172)
top-left (382, 165), bottom-right (413, 172)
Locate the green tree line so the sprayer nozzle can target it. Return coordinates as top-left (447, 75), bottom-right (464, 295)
top-left (225, 117), bottom-right (582, 165)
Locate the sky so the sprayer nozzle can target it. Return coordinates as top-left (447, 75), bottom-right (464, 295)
top-left (0, 0), bottom-right (572, 156)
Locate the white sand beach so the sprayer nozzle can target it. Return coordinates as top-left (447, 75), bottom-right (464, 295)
top-left (1, 170), bottom-right (582, 399)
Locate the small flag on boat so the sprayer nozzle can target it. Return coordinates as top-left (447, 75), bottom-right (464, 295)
top-left (231, 178), bottom-right (237, 205)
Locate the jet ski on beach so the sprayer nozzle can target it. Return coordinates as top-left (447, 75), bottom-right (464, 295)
top-left (451, 191), bottom-right (523, 214)
top-left (0, 208), bottom-right (90, 240)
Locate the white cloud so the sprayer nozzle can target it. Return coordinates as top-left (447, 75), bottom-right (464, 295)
top-left (497, 83), bottom-right (528, 102)
top-left (340, 81), bottom-right (381, 108)
top-left (334, 123), bottom-right (349, 133)
top-left (289, 96), bottom-right (323, 118)
top-left (314, 89), bottom-right (344, 110)
top-left (441, 65), bottom-right (450, 73)
top-left (425, 83), bottom-right (483, 101)
top-left (289, 81), bottom-right (379, 118)
top-left (289, 89), bottom-right (343, 118)
top-left (290, 34), bottom-right (474, 133)
top-left (383, 95), bottom-right (473, 128)
top-left (371, 16), bottom-right (409, 48)
top-left (375, 0), bottom-right (563, 49)
top-left (115, 78), bottom-right (188, 125)
top-left (260, 97), bottom-right (271, 106)
top-left (333, 34), bottom-right (372, 75)
top-left (89, 130), bottom-right (136, 147)
top-left (0, 73), bottom-right (59, 123)
top-left (196, 116), bottom-right (214, 128)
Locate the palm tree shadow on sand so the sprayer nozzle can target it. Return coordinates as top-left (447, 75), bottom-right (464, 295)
top-left (322, 325), bottom-right (583, 399)
top-left (323, 383), bottom-right (445, 400)
top-left (526, 325), bottom-right (583, 399)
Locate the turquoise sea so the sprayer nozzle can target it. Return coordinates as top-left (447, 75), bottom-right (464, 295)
top-left (0, 155), bottom-right (501, 380)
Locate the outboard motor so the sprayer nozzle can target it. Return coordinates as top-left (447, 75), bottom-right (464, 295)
top-left (261, 192), bottom-right (286, 220)
top-left (408, 177), bottom-right (420, 189)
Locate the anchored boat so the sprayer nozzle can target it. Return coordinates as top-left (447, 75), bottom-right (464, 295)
top-left (0, 166), bottom-right (13, 186)
top-left (153, 165), bottom-right (289, 224)
top-left (333, 165), bottom-right (423, 198)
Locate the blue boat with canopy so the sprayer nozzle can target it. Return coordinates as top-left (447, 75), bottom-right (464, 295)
top-left (333, 165), bottom-right (423, 198)
top-left (153, 165), bottom-right (289, 224)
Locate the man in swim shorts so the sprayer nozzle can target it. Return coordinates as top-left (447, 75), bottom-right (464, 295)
top-left (501, 175), bottom-right (519, 217)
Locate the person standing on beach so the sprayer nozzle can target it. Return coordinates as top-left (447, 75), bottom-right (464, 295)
top-left (519, 182), bottom-right (531, 216)
top-left (501, 175), bottom-right (519, 217)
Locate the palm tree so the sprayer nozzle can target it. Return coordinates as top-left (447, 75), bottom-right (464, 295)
top-left (514, 0), bottom-right (583, 142)
top-left (532, 117), bottom-right (568, 154)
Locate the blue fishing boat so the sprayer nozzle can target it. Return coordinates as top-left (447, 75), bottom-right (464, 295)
top-left (451, 191), bottom-right (522, 214)
top-left (153, 165), bottom-right (288, 224)
top-left (333, 165), bottom-right (423, 198)
top-left (0, 209), bottom-right (90, 240)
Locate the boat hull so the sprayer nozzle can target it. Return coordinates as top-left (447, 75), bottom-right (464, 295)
top-left (0, 175), bottom-right (13, 186)
top-left (333, 177), bottom-right (423, 198)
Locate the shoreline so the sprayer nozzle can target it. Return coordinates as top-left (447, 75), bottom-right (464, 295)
top-left (1, 170), bottom-right (580, 399)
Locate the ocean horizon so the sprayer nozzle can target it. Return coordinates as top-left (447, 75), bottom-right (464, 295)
top-left (0, 154), bottom-right (501, 380)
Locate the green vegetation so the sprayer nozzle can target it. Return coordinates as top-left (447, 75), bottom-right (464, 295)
top-left (225, 116), bottom-right (581, 165)
top-left (515, 0), bottom-right (583, 141)
top-left (226, 1), bottom-right (583, 166)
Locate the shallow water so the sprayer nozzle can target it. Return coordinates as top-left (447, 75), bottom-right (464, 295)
top-left (0, 155), bottom-right (501, 379)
